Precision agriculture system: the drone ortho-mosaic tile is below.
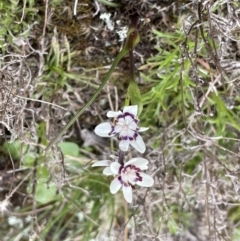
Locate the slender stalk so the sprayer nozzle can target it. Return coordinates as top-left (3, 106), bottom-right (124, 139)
top-left (44, 14), bottom-right (141, 155)
top-left (43, 47), bottom-right (128, 155)
top-left (118, 150), bottom-right (125, 166)
top-left (125, 38), bottom-right (135, 107)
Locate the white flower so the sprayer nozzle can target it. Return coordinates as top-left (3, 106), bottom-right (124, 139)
top-left (92, 157), bottom-right (154, 203)
top-left (94, 105), bottom-right (148, 153)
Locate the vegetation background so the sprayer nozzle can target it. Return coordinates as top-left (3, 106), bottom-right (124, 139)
top-left (0, 0), bottom-right (240, 240)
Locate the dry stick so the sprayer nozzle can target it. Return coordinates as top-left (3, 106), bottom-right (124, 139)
top-left (31, 156), bottom-right (39, 236)
top-left (180, 19), bottom-right (200, 125)
top-left (203, 150), bottom-right (211, 238)
top-left (14, 94), bottom-right (67, 110)
top-left (73, 0), bottom-right (78, 16)
top-left (197, 2), bottom-right (228, 81)
top-left (30, 136), bottom-right (45, 239)
top-left (107, 85), bottom-right (114, 111)
top-left (123, 198), bottom-right (128, 241)
top-left (180, 54), bottom-right (186, 126)
top-left (117, 191), bottom-right (149, 241)
top-left (38, 0), bottom-right (48, 76)
top-left (2, 171), bottom-right (32, 211)
top-left (182, 19), bottom-right (202, 115)
top-left (3, 77), bottom-right (16, 194)
top-left (114, 86), bottom-right (119, 111)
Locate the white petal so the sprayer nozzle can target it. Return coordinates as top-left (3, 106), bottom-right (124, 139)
top-left (125, 115), bottom-right (134, 125)
top-left (119, 129), bottom-right (128, 137)
top-left (119, 128), bottom-right (134, 139)
top-left (114, 124), bottom-right (123, 133)
top-left (130, 135), bottom-right (146, 153)
top-left (107, 110), bottom-right (122, 118)
top-left (94, 122), bottom-right (113, 137)
top-left (119, 139), bottom-right (130, 152)
top-left (128, 120), bottom-right (138, 130)
top-left (110, 162), bottom-right (121, 174)
top-left (124, 158), bottom-right (149, 170)
top-left (110, 155), bottom-right (118, 160)
top-left (110, 177), bottom-right (122, 194)
top-left (123, 105), bottom-right (138, 116)
top-left (127, 128), bottom-right (135, 137)
top-left (122, 185), bottom-right (133, 203)
top-left (136, 172), bottom-right (154, 187)
top-left (103, 167), bottom-right (114, 175)
top-left (138, 127), bottom-right (149, 132)
top-left (92, 160), bottom-right (110, 167)
top-left (116, 118), bottom-right (125, 128)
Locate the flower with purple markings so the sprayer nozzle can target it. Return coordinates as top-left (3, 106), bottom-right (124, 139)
top-left (94, 105), bottom-right (148, 153)
top-left (92, 157), bottom-right (154, 203)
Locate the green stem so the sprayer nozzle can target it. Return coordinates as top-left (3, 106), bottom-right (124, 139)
top-left (129, 46), bottom-right (134, 81)
top-left (43, 47), bottom-right (128, 155)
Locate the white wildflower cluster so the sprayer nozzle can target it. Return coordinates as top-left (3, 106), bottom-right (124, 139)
top-left (100, 13), bottom-right (128, 42)
top-left (116, 26), bottom-right (128, 42)
top-left (92, 105), bottom-right (154, 203)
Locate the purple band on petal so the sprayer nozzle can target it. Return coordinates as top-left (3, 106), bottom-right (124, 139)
top-left (109, 132), bottom-right (116, 135)
top-left (118, 176), bottom-right (124, 185)
top-left (128, 165), bottom-right (141, 172)
top-left (133, 132), bottom-right (138, 140)
top-left (117, 111), bottom-right (138, 123)
top-left (124, 112), bottom-right (138, 123)
top-left (117, 114), bottom-right (124, 119)
top-left (119, 165), bottom-right (123, 175)
top-left (108, 125), bottom-right (116, 136)
top-left (120, 135), bottom-right (138, 141)
top-left (118, 176), bottom-right (128, 186)
top-left (124, 112), bottom-right (134, 119)
top-left (135, 172), bottom-right (143, 182)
